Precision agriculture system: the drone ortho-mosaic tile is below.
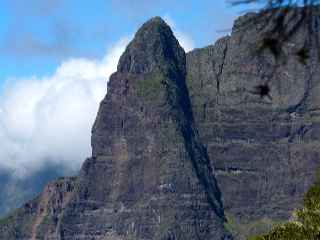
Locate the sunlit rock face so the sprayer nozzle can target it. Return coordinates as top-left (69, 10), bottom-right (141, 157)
top-left (1, 7), bottom-right (320, 240)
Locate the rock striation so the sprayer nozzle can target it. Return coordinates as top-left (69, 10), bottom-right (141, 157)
top-left (186, 7), bottom-right (320, 238)
top-left (1, 8), bottom-right (320, 240)
top-left (58, 17), bottom-right (230, 240)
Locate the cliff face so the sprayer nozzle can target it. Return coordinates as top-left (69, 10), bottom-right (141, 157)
top-left (1, 8), bottom-right (320, 240)
top-left (58, 17), bottom-right (230, 240)
top-left (186, 8), bottom-right (320, 238)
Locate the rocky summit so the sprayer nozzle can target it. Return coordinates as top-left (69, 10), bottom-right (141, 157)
top-left (1, 8), bottom-right (320, 240)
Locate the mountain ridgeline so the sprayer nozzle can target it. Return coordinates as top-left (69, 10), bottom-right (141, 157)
top-left (1, 8), bottom-right (320, 240)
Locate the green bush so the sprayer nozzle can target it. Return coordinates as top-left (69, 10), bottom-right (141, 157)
top-left (249, 170), bottom-right (320, 240)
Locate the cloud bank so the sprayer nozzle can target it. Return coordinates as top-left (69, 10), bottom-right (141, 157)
top-left (0, 18), bottom-right (193, 179)
top-left (0, 38), bottom-right (130, 178)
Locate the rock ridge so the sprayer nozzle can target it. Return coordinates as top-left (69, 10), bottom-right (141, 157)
top-left (61, 16), bottom-right (230, 239)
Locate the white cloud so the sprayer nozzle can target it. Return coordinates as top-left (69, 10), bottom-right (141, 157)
top-left (163, 15), bottom-right (195, 52)
top-left (0, 37), bottom-right (130, 178)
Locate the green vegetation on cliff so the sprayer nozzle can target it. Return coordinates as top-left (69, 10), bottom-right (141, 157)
top-left (224, 212), bottom-right (281, 240)
top-left (250, 170), bottom-right (320, 240)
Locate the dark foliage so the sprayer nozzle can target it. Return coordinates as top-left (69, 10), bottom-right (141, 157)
top-left (228, 0), bottom-right (320, 63)
top-left (252, 83), bottom-right (272, 99)
top-left (249, 170), bottom-right (320, 239)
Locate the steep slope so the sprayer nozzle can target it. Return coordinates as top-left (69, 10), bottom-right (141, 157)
top-left (0, 165), bottom-right (75, 218)
top-left (0, 177), bottom-right (76, 239)
top-left (57, 17), bottom-right (230, 240)
top-left (0, 17), bottom-right (231, 240)
top-left (186, 7), bottom-right (320, 238)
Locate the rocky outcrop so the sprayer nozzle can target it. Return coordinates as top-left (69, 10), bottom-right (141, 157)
top-left (0, 165), bottom-right (74, 218)
top-left (56, 17), bottom-right (230, 240)
top-left (0, 177), bottom-right (76, 239)
top-left (1, 7), bottom-right (320, 240)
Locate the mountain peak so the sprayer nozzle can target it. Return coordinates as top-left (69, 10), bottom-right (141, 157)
top-left (145, 16), bottom-right (166, 25)
top-left (117, 16), bottom-right (185, 75)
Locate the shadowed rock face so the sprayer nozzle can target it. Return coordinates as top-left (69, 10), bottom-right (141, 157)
top-left (1, 8), bottom-right (320, 240)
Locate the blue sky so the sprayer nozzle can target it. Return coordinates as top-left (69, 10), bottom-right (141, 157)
top-left (0, 0), bottom-right (243, 85)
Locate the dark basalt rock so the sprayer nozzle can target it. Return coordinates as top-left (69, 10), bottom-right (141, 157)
top-left (117, 17), bottom-right (185, 75)
top-left (1, 8), bottom-right (320, 240)
top-left (61, 16), bottom-right (230, 239)
top-left (186, 7), bottom-right (320, 239)
top-left (0, 177), bottom-right (76, 240)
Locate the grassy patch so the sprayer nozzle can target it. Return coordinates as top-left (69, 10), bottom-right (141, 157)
top-left (136, 72), bottom-right (164, 101)
top-left (250, 169), bottom-right (320, 239)
top-left (224, 212), bottom-right (281, 240)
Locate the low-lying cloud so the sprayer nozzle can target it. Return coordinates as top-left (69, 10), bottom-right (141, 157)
top-left (0, 18), bottom-right (193, 179)
top-left (0, 37), bottom-right (130, 178)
